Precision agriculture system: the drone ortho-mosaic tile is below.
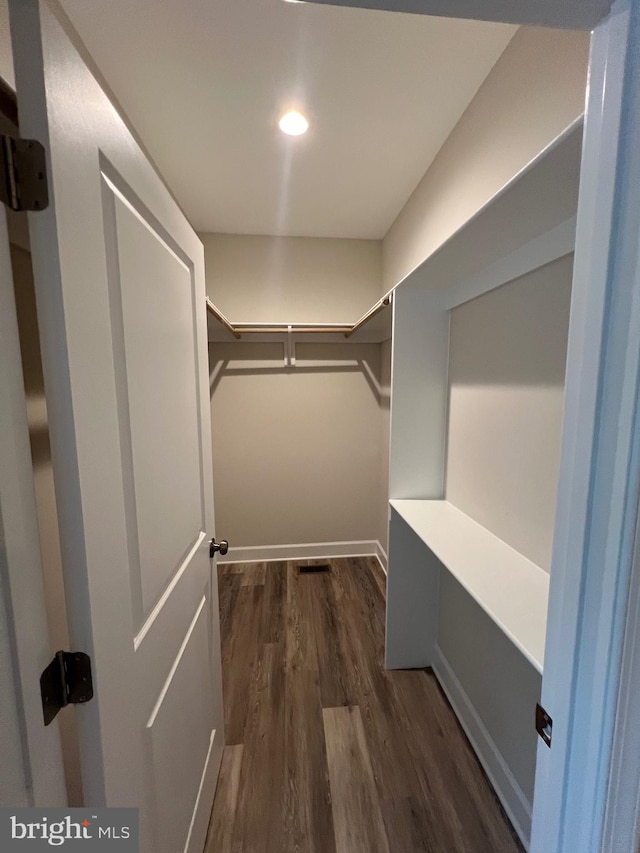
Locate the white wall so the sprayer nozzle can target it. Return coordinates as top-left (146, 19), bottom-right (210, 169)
top-left (205, 233), bottom-right (391, 555)
top-left (202, 232), bottom-right (383, 321)
top-left (382, 26), bottom-right (589, 291)
top-left (209, 341), bottom-right (386, 550)
top-left (446, 255), bottom-right (573, 571)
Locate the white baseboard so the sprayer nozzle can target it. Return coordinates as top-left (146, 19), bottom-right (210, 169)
top-left (375, 540), bottom-right (388, 574)
top-left (219, 540), bottom-right (381, 565)
top-left (432, 646), bottom-right (532, 850)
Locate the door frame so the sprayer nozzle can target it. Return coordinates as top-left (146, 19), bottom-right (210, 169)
top-left (529, 3), bottom-right (640, 851)
top-left (4, 0), bottom-right (640, 849)
top-left (0, 198), bottom-right (67, 806)
top-left (603, 510), bottom-right (640, 852)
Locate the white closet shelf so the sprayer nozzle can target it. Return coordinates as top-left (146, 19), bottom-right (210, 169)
top-left (389, 499), bottom-right (549, 673)
top-left (206, 294), bottom-right (392, 343)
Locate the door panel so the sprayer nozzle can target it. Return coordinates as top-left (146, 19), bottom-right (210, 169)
top-left (145, 597), bottom-right (214, 853)
top-left (102, 171), bottom-right (205, 623)
top-left (9, 1), bottom-right (224, 850)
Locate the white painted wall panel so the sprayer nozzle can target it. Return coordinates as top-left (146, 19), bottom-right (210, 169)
top-left (385, 508), bottom-right (439, 669)
top-left (388, 284), bottom-right (449, 500)
top-left (446, 256), bottom-right (573, 571)
top-left (437, 570), bottom-right (541, 821)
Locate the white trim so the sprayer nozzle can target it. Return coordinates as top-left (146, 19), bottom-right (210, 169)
top-left (387, 286), bottom-right (450, 500)
top-left (183, 728), bottom-right (219, 853)
top-left (444, 218), bottom-right (576, 310)
top-left (134, 531), bottom-right (207, 651)
top-left (304, 0), bottom-right (611, 30)
top-left (218, 540), bottom-right (380, 565)
top-left (433, 647), bottom-right (531, 850)
top-left (385, 507), bottom-right (441, 669)
top-left (603, 507), bottom-right (640, 851)
top-left (387, 211), bottom-right (577, 507)
top-left (375, 540), bottom-right (388, 574)
top-left (0, 206), bottom-right (67, 806)
top-left (146, 595), bottom-right (207, 729)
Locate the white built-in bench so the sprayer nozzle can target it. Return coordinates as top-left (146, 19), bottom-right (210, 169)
top-left (389, 499), bottom-right (549, 673)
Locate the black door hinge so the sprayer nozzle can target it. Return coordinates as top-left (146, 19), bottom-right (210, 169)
top-left (40, 650), bottom-right (93, 727)
top-left (536, 702), bottom-right (553, 747)
top-left (0, 134), bottom-right (49, 212)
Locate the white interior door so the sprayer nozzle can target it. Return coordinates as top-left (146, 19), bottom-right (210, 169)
top-left (9, 2), bottom-right (225, 850)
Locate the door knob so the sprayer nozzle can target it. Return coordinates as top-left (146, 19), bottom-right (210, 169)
top-left (209, 538), bottom-right (229, 558)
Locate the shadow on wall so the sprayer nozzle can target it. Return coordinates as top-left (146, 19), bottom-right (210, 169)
top-left (206, 340), bottom-right (391, 550)
top-left (448, 256), bottom-right (573, 388)
top-left (209, 342), bottom-right (390, 407)
top-left (445, 254), bottom-right (574, 571)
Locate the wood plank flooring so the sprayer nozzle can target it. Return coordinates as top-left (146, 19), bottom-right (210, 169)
top-left (206, 557), bottom-right (523, 853)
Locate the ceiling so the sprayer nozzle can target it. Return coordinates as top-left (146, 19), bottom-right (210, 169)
top-left (52, 1), bottom-right (514, 239)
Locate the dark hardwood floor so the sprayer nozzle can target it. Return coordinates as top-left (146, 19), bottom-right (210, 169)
top-left (205, 557), bottom-right (523, 853)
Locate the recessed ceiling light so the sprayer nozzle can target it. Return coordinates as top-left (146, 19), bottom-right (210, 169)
top-left (279, 110), bottom-right (309, 136)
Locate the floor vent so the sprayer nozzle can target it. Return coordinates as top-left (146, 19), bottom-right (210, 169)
top-left (298, 563), bottom-right (331, 574)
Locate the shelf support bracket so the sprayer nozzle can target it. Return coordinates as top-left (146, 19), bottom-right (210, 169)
top-left (285, 325), bottom-right (296, 368)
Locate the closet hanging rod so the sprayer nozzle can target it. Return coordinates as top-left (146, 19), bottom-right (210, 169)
top-left (205, 292), bottom-right (393, 338)
top-left (344, 294), bottom-right (391, 339)
top-left (233, 324), bottom-right (352, 335)
top-left (206, 297), bottom-right (241, 339)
